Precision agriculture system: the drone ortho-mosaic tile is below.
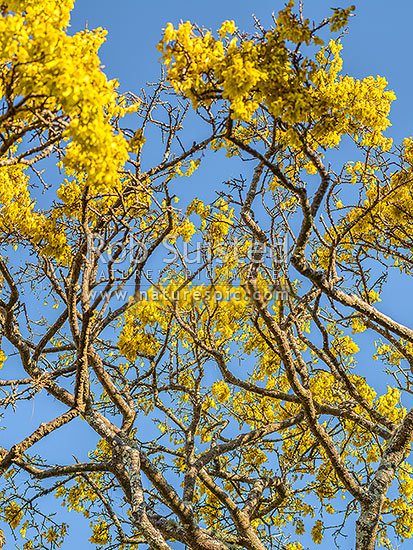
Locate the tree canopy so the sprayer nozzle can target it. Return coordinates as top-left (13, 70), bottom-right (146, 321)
top-left (0, 2), bottom-right (412, 550)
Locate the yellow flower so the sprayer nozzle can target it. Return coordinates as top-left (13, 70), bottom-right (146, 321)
top-left (4, 501), bottom-right (23, 529)
top-left (218, 20), bottom-right (237, 38)
top-left (212, 380), bottom-right (230, 402)
top-left (89, 520), bottom-right (110, 545)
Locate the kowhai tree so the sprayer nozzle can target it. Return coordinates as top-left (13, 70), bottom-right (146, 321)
top-left (0, 2), bottom-right (412, 550)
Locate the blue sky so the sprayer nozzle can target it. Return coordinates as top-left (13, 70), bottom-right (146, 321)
top-left (2, 1), bottom-right (413, 549)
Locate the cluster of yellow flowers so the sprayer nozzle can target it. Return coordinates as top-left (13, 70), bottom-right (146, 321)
top-left (0, 0), bottom-right (139, 262)
top-left (118, 282), bottom-right (250, 362)
top-left (3, 500), bottom-right (23, 529)
top-left (332, 333), bottom-right (360, 357)
top-left (89, 520), bottom-right (111, 545)
top-left (158, 2), bottom-right (394, 153)
top-left (0, 166), bottom-right (69, 259)
top-left (376, 386), bottom-right (404, 422)
top-left (55, 473), bottom-right (103, 517)
top-left (212, 380), bottom-right (230, 403)
top-left (311, 519), bottom-right (324, 545)
top-left (0, 0), bottom-right (129, 198)
top-left (321, 133), bottom-right (413, 279)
